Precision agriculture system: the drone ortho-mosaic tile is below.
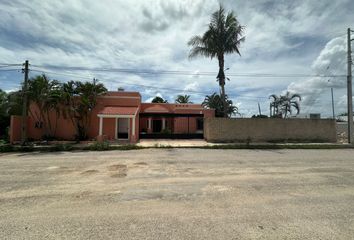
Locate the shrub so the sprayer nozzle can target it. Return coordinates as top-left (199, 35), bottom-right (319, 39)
top-left (89, 141), bottom-right (110, 151)
top-left (161, 128), bottom-right (172, 134)
top-left (51, 144), bottom-right (74, 152)
top-left (0, 144), bottom-right (14, 152)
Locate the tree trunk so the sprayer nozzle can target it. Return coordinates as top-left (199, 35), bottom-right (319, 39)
top-left (217, 54), bottom-right (228, 118)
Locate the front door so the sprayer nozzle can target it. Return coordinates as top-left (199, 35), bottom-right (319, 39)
top-left (117, 118), bottom-right (129, 139)
top-left (152, 119), bottom-right (162, 133)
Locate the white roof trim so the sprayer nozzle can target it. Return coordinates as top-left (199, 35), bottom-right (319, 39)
top-left (97, 114), bottom-right (135, 118)
top-left (134, 108), bottom-right (139, 116)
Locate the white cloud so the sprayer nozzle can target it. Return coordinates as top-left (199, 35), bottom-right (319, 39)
top-left (184, 81), bottom-right (199, 92)
top-left (144, 92), bottom-right (165, 103)
top-left (287, 36), bottom-right (347, 115)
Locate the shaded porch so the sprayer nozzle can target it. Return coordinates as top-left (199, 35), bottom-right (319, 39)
top-left (97, 106), bottom-right (139, 142)
top-left (139, 113), bottom-right (204, 139)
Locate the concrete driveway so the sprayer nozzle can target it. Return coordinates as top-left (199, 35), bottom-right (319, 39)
top-left (0, 149), bottom-right (354, 239)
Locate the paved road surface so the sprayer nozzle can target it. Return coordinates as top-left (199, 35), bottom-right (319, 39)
top-left (0, 149), bottom-right (354, 239)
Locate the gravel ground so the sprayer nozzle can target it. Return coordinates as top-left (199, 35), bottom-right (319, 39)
top-left (0, 149), bottom-right (354, 239)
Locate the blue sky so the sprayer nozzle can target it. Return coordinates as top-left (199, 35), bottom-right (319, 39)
top-left (0, 0), bottom-right (353, 117)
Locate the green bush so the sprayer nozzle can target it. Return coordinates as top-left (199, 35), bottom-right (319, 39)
top-left (0, 144), bottom-right (14, 152)
top-left (51, 144), bottom-right (74, 152)
top-left (161, 128), bottom-right (172, 134)
top-left (111, 144), bottom-right (143, 151)
top-left (89, 141), bottom-right (110, 151)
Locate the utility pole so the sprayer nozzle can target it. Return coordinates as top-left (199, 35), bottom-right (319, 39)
top-left (21, 60), bottom-right (29, 145)
top-left (258, 102), bottom-right (262, 115)
top-left (347, 28), bottom-right (353, 144)
top-left (331, 87), bottom-right (335, 119)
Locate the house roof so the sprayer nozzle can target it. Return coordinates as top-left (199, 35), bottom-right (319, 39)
top-left (98, 106), bottom-right (138, 116)
top-left (104, 91), bottom-right (141, 97)
top-left (142, 105), bottom-right (171, 113)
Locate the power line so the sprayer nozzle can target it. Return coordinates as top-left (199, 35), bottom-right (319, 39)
top-left (31, 65), bottom-right (346, 78)
top-left (30, 68), bottom-right (269, 99)
top-left (30, 69), bottom-right (93, 80)
top-left (0, 63), bottom-right (22, 66)
top-left (0, 69), bottom-right (21, 72)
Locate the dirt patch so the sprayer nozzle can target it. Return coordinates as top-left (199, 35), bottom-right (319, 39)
top-left (74, 191), bottom-right (92, 199)
top-left (110, 173), bottom-right (127, 178)
top-left (134, 162), bottom-right (148, 166)
top-left (107, 164), bottom-right (127, 171)
top-left (81, 169), bottom-right (99, 175)
top-left (108, 164), bottom-right (127, 178)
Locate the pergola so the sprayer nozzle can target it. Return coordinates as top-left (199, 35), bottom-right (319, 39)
top-left (97, 106), bottom-right (138, 139)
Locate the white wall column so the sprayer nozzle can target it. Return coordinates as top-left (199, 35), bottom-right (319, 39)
top-left (99, 117), bottom-right (103, 135)
top-left (132, 117), bottom-right (135, 136)
top-left (148, 117), bottom-right (152, 130)
top-left (115, 117), bottom-right (118, 139)
top-left (162, 117), bottom-right (166, 130)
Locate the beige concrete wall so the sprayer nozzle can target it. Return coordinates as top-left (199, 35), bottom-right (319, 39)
top-left (204, 118), bottom-right (337, 143)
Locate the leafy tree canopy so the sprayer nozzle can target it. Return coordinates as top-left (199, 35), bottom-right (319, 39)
top-left (269, 92), bottom-right (301, 118)
top-left (151, 96), bottom-right (168, 103)
top-left (175, 95), bottom-right (192, 104)
top-left (202, 92), bottom-right (238, 117)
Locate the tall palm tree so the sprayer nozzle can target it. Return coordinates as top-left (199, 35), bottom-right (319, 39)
top-left (202, 92), bottom-right (237, 117)
top-left (175, 95), bottom-right (192, 104)
top-left (188, 5), bottom-right (245, 117)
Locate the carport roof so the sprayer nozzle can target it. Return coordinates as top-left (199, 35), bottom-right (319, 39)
top-left (98, 106), bottom-right (138, 116)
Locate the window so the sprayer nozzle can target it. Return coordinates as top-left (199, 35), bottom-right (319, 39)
top-left (196, 118), bottom-right (203, 130)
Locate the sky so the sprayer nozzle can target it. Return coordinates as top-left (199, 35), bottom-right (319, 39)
top-left (0, 0), bottom-right (353, 117)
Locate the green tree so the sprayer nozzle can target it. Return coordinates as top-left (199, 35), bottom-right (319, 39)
top-left (269, 94), bottom-right (281, 117)
top-left (6, 91), bottom-right (23, 116)
top-left (151, 96), bottom-right (168, 103)
top-left (0, 90), bottom-right (24, 140)
top-left (188, 5), bottom-right (244, 117)
top-left (202, 92), bottom-right (237, 117)
top-left (62, 79), bottom-right (107, 140)
top-left (0, 89), bottom-right (9, 139)
top-left (0, 89), bottom-right (7, 117)
top-left (269, 92), bottom-right (301, 118)
top-left (27, 75), bottom-right (62, 138)
top-left (175, 95), bottom-right (192, 104)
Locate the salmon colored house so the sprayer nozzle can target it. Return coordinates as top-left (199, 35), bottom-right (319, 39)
top-left (10, 91), bottom-right (215, 143)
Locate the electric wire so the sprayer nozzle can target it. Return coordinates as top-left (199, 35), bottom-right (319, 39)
top-left (30, 68), bottom-right (269, 100)
top-left (30, 65), bottom-right (346, 78)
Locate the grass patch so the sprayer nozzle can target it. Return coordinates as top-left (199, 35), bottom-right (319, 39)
top-left (87, 141), bottom-right (111, 151)
top-left (109, 144), bottom-right (143, 151)
top-left (50, 143), bottom-right (74, 152)
top-left (84, 142), bottom-right (143, 151)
